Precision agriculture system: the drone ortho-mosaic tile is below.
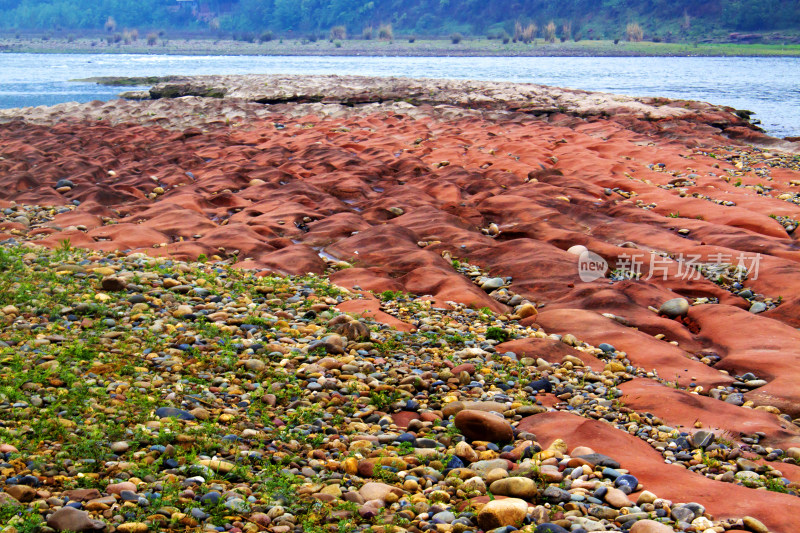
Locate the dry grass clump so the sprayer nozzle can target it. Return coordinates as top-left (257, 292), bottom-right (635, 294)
top-left (330, 25), bottom-right (346, 40)
top-left (544, 21), bottom-right (556, 43)
top-left (378, 23), bottom-right (393, 40)
top-left (626, 22), bottom-right (643, 42)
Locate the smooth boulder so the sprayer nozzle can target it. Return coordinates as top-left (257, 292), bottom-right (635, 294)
top-left (489, 477), bottom-right (539, 500)
top-left (454, 409), bottom-right (514, 443)
top-left (47, 507), bottom-right (106, 531)
top-left (477, 498), bottom-right (529, 530)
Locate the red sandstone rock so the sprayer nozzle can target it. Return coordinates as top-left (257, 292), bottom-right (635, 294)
top-left (619, 378), bottom-right (800, 449)
top-left (518, 411), bottom-right (800, 533)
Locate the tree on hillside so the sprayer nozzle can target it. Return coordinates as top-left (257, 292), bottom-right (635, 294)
top-left (0, 0), bottom-right (798, 37)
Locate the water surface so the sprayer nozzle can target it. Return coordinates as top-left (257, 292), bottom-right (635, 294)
top-left (1, 53), bottom-right (797, 137)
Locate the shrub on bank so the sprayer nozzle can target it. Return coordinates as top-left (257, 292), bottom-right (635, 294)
top-left (626, 22), bottom-right (643, 41)
top-left (513, 21), bottom-right (523, 41)
top-left (378, 23), bottom-right (393, 40)
top-left (522, 23), bottom-right (536, 43)
top-left (544, 21), bottom-right (556, 42)
top-left (330, 25), bottom-right (346, 40)
top-left (450, 32), bottom-right (463, 44)
top-left (122, 29), bottom-right (138, 44)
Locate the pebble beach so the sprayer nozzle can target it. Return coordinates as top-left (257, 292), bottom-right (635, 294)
top-left (0, 75), bottom-right (800, 533)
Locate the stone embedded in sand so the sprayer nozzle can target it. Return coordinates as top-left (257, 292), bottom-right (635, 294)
top-left (604, 486), bottom-right (633, 508)
top-left (242, 359), bottom-right (266, 372)
top-left (109, 441), bottom-right (129, 454)
top-left (454, 441), bottom-right (480, 462)
top-left (358, 482), bottom-right (404, 503)
top-left (636, 490), bottom-right (657, 505)
top-left (454, 409), bottom-right (514, 443)
top-left (154, 406), bottom-right (195, 421)
top-left (327, 314), bottom-right (371, 341)
top-left (47, 506), bottom-right (106, 531)
top-left (173, 305), bottom-right (193, 318)
top-left (106, 482), bottom-right (136, 495)
top-left (5, 485), bottom-right (36, 503)
top-left (100, 276), bottom-right (126, 291)
top-left (197, 459), bottom-right (235, 474)
top-left (535, 524), bottom-right (570, 533)
top-left (443, 400), bottom-right (509, 418)
top-left (62, 489), bottom-right (101, 502)
top-left (463, 476), bottom-right (487, 494)
top-left (629, 520), bottom-right (675, 533)
top-left (477, 498), bottom-right (528, 530)
top-left (0, 492), bottom-right (20, 506)
top-left (116, 524), bottom-right (149, 533)
top-left (480, 277), bottom-right (505, 291)
top-left (658, 298), bottom-right (690, 318)
top-left (321, 334), bottom-right (346, 354)
top-left (516, 303), bottom-right (538, 318)
top-left (742, 516), bottom-right (770, 533)
top-left (489, 477), bottom-right (539, 500)
top-left (567, 245), bottom-right (588, 256)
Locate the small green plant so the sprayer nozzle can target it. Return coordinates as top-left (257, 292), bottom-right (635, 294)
top-left (396, 441), bottom-right (414, 455)
top-left (369, 389), bottom-right (401, 411)
top-left (667, 212), bottom-right (680, 218)
top-left (379, 290), bottom-right (409, 301)
top-left (700, 453), bottom-right (721, 469)
top-left (62, 341), bottom-right (97, 362)
top-left (485, 327), bottom-right (511, 342)
top-left (0, 504), bottom-right (44, 532)
top-left (765, 477), bottom-right (790, 493)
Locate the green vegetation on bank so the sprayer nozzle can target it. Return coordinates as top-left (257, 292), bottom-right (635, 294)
top-left (5, 36), bottom-right (800, 58)
top-left (0, 0), bottom-right (798, 45)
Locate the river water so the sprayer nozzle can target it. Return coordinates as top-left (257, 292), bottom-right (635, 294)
top-left (0, 53), bottom-right (798, 137)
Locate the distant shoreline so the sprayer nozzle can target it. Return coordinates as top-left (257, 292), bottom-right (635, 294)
top-left (2, 36), bottom-right (800, 57)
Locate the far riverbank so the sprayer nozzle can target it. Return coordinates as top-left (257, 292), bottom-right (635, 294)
top-left (2, 35), bottom-right (800, 57)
